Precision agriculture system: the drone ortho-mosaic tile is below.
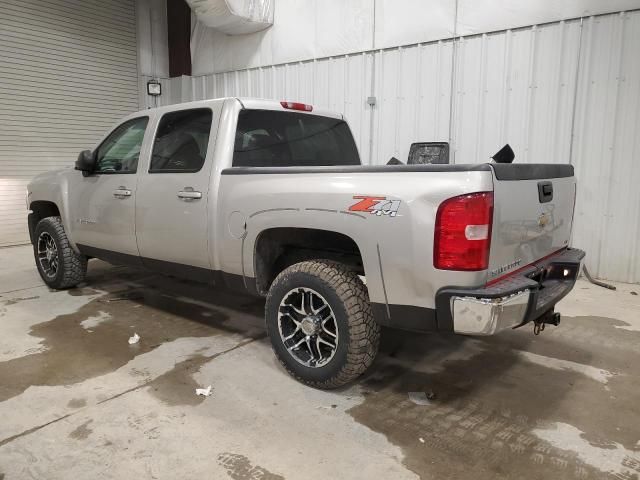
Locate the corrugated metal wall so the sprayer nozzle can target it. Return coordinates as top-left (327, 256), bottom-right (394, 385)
top-left (571, 13), bottom-right (640, 282)
top-left (141, 10), bottom-right (640, 283)
top-left (0, 0), bottom-right (140, 246)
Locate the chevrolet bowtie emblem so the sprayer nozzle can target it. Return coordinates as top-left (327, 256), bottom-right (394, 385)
top-left (538, 212), bottom-right (550, 227)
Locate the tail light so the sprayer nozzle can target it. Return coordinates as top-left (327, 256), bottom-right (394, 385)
top-left (280, 101), bottom-right (313, 112)
top-left (434, 192), bottom-right (493, 271)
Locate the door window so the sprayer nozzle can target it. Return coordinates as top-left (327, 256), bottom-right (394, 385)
top-left (150, 108), bottom-right (213, 173)
top-left (94, 117), bottom-right (148, 174)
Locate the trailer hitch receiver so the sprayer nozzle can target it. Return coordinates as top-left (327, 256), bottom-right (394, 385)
top-left (533, 310), bottom-right (561, 335)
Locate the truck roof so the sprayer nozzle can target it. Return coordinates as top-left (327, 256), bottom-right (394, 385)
top-left (129, 97), bottom-right (344, 121)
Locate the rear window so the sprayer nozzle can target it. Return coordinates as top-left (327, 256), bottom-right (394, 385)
top-left (233, 109), bottom-right (360, 167)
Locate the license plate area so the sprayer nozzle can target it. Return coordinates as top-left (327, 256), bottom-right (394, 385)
top-left (543, 262), bottom-right (580, 282)
top-left (526, 261), bottom-right (580, 285)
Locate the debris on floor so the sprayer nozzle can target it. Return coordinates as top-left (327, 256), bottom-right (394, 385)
top-left (80, 311), bottom-right (111, 330)
top-left (100, 292), bottom-right (144, 303)
top-left (419, 437), bottom-right (425, 443)
top-left (128, 333), bottom-right (140, 345)
top-left (196, 385), bottom-right (213, 397)
top-left (408, 391), bottom-right (435, 405)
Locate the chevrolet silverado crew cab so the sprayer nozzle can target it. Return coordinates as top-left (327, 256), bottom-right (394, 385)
top-left (27, 97), bottom-right (585, 388)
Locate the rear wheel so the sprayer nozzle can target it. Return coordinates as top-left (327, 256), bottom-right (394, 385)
top-left (34, 216), bottom-right (87, 289)
top-left (265, 260), bottom-right (380, 389)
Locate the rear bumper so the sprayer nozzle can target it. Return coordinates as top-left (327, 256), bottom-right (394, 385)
top-left (435, 248), bottom-right (586, 335)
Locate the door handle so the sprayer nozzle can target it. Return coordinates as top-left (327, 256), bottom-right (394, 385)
top-left (537, 181), bottom-right (553, 203)
top-left (113, 187), bottom-right (132, 198)
top-left (178, 189), bottom-right (202, 200)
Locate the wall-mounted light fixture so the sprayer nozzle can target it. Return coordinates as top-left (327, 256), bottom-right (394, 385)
top-left (147, 79), bottom-right (162, 96)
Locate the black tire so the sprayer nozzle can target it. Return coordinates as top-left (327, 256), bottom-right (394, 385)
top-left (265, 260), bottom-right (380, 389)
top-left (33, 216), bottom-right (87, 289)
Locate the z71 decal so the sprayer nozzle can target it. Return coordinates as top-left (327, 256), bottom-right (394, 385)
top-left (349, 195), bottom-right (401, 217)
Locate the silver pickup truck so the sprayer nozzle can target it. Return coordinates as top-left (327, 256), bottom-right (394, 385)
top-left (27, 97), bottom-right (585, 388)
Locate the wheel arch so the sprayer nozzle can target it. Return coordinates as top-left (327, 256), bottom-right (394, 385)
top-left (252, 227), bottom-right (366, 296)
top-left (27, 170), bottom-right (74, 248)
top-left (28, 200), bottom-right (61, 244)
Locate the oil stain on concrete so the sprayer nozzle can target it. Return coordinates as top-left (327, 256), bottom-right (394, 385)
top-left (67, 398), bottom-right (87, 409)
top-left (348, 316), bottom-right (640, 480)
top-left (68, 420), bottom-right (93, 440)
top-left (0, 264), bottom-right (265, 403)
top-left (217, 452), bottom-right (285, 480)
top-left (147, 354), bottom-right (216, 406)
top-left (0, 294), bottom-right (225, 402)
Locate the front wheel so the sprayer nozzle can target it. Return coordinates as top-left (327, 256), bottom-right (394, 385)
top-left (265, 260), bottom-right (380, 389)
top-left (34, 216), bottom-right (87, 289)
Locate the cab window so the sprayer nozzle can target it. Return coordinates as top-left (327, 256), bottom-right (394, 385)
top-left (233, 110), bottom-right (360, 167)
top-left (94, 117), bottom-right (148, 174)
top-left (150, 108), bottom-right (213, 173)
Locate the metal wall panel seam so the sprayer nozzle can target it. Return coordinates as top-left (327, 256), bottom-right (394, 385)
top-left (550, 21), bottom-right (567, 159)
top-left (394, 47), bottom-right (402, 162)
top-left (562, 21), bottom-right (583, 169)
top-left (451, 37), bottom-right (464, 164)
top-left (599, 13), bottom-right (627, 278)
top-left (448, 0), bottom-right (460, 162)
top-left (368, 51), bottom-right (376, 165)
top-left (474, 34), bottom-right (488, 163)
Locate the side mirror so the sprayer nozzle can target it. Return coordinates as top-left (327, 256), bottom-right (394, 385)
top-left (75, 150), bottom-right (95, 173)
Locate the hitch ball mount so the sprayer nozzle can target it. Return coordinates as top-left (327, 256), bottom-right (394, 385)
top-left (533, 310), bottom-right (561, 335)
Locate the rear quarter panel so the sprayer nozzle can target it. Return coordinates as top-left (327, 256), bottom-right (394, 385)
top-left (216, 169), bottom-right (494, 310)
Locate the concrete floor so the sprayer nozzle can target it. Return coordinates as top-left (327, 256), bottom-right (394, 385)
top-left (1, 245), bottom-right (639, 480)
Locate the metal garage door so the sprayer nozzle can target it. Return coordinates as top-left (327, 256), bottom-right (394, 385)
top-left (0, 0), bottom-right (140, 246)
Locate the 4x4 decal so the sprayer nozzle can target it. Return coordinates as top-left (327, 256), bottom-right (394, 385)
top-left (349, 195), bottom-right (401, 217)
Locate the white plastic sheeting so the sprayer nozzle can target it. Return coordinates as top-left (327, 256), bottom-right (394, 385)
top-left (136, 0), bottom-right (169, 77)
top-left (140, 11), bottom-right (640, 283)
top-left (190, 0), bottom-right (373, 75)
top-left (186, 0), bottom-right (273, 35)
top-left (187, 0), bottom-right (640, 75)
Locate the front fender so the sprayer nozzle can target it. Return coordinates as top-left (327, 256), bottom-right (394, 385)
top-left (27, 169), bottom-right (77, 251)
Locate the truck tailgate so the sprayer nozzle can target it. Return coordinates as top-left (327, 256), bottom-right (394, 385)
top-left (487, 164), bottom-right (576, 283)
